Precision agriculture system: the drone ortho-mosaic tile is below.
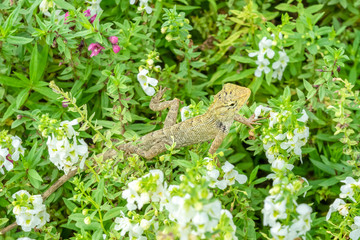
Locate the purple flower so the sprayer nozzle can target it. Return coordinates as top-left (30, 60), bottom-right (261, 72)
top-left (64, 12), bottom-right (69, 21)
top-left (112, 45), bottom-right (121, 53)
top-left (89, 14), bottom-right (97, 24)
top-left (62, 100), bottom-right (70, 108)
top-left (88, 43), bottom-right (104, 57)
top-left (109, 36), bottom-right (118, 44)
top-left (84, 9), bottom-right (91, 17)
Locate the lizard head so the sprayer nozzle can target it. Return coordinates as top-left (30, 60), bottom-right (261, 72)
top-left (210, 83), bottom-right (251, 118)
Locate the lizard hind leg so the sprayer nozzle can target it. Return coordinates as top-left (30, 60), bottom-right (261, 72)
top-left (150, 86), bottom-right (180, 128)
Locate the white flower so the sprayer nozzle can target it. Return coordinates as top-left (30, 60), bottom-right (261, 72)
top-left (60, 119), bottom-right (79, 138)
top-left (137, 69), bottom-right (158, 96)
top-left (270, 222), bottom-right (289, 240)
top-left (11, 136), bottom-right (25, 161)
top-left (219, 161), bottom-right (247, 188)
top-left (12, 190), bottom-right (31, 200)
top-left (205, 169), bottom-right (220, 188)
top-left (269, 111), bottom-right (278, 128)
top-left (180, 106), bottom-right (192, 121)
top-left (254, 57), bottom-right (270, 77)
top-left (12, 192), bottom-right (49, 232)
top-left (297, 109), bottom-right (309, 123)
top-left (86, 0), bottom-right (102, 15)
top-left (138, 0), bottom-right (152, 14)
top-left (254, 105), bottom-right (271, 119)
top-left (350, 216), bottom-right (360, 240)
top-left (326, 198), bottom-right (347, 220)
top-left (339, 177), bottom-right (358, 202)
top-left (272, 50), bottom-right (289, 70)
top-left (272, 65), bottom-right (284, 80)
top-left (39, 0), bottom-right (54, 14)
top-left (262, 196), bottom-right (287, 226)
top-left (258, 37), bottom-right (275, 59)
top-left (18, 238), bottom-right (35, 240)
top-left (114, 212), bottom-right (131, 236)
top-left (0, 147), bottom-right (11, 174)
top-left (46, 133), bottom-right (88, 175)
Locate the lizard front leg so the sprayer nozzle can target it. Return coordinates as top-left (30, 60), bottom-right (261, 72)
top-left (234, 114), bottom-right (261, 128)
top-left (209, 132), bottom-right (228, 155)
top-left (150, 86), bottom-right (180, 128)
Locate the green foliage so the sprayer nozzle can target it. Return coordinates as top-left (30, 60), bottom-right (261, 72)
top-left (0, 0), bottom-right (360, 239)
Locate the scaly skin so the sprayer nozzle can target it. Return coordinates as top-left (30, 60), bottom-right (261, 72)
top-left (119, 83), bottom-right (259, 159)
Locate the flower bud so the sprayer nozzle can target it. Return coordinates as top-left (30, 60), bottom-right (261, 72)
top-left (84, 216), bottom-right (91, 225)
top-left (108, 36), bottom-right (119, 44)
top-left (112, 44), bottom-right (121, 53)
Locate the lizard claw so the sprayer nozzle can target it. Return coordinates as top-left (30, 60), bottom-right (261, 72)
top-left (244, 114), bottom-right (264, 128)
top-left (154, 86), bottom-right (168, 102)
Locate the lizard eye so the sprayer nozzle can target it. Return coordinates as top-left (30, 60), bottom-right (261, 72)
top-left (229, 102), bottom-right (236, 107)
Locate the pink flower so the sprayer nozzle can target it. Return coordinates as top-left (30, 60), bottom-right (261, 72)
top-left (64, 12), bottom-right (70, 24)
top-left (109, 36), bottom-right (118, 44)
top-left (112, 45), bottom-right (121, 53)
top-left (88, 43), bottom-right (104, 57)
top-left (84, 9), bottom-right (91, 17)
top-left (89, 14), bottom-right (97, 24)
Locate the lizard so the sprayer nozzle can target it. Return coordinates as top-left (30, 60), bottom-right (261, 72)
top-left (117, 83), bottom-right (259, 159)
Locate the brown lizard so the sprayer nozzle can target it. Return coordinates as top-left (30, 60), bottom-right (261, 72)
top-left (118, 83), bottom-right (259, 159)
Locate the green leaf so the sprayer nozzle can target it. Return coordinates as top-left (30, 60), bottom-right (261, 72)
top-left (275, 3), bottom-right (298, 12)
top-left (33, 86), bottom-right (59, 99)
top-left (28, 169), bottom-right (43, 182)
top-left (172, 159), bottom-right (193, 168)
top-left (303, 80), bottom-right (313, 92)
top-left (94, 179), bottom-right (104, 205)
top-left (218, 30), bottom-right (242, 46)
top-left (103, 207), bottom-right (126, 221)
top-left (63, 198), bottom-right (77, 212)
top-left (30, 44), bottom-right (48, 83)
top-left (310, 158), bottom-right (336, 175)
top-left (54, 0), bottom-right (75, 10)
top-left (7, 35), bottom-right (33, 45)
top-left (0, 75), bottom-right (28, 88)
top-left (249, 165), bottom-right (259, 184)
top-left (318, 85), bottom-right (325, 101)
top-left (16, 88), bottom-right (30, 109)
top-left (306, 4), bottom-right (323, 13)
top-left (230, 55), bottom-right (254, 64)
top-left (0, 218), bottom-right (9, 227)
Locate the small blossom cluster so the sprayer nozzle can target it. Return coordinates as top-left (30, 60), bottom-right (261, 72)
top-left (326, 177), bottom-right (360, 240)
top-left (262, 176), bottom-right (312, 239)
top-left (39, 0), bottom-right (69, 22)
top-left (0, 131), bottom-right (25, 174)
top-left (88, 36), bottom-right (121, 58)
top-left (122, 170), bottom-right (167, 211)
top-left (130, 0), bottom-right (153, 14)
top-left (109, 36), bottom-right (121, 54)
top-left (117, 169), bottom-right (238, 239)
top-left (161, 8), bottom-right (193, 42)
top-left (12, 190), bottom-right (50, 232)
top-left (84, 0), bottom-right (102, 24)
top-left (255, 105), bottom-right (309, 166)
top-left (137, 68), bottom-right (158, 96)
top-left (204, 158), bottom-right (247, 190)
top-left (39, 115), bottom-right (88, 175)
top-left (114, 211), bottom-right (156, 240)
top-left (144, 51), bottom-right (161, 71)
top-left (163, 175), bottom-right (238, 239)
top-left (249, 34), bottom-right (289, 80)
top-left (254, 99), bottom-right (312, 239)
